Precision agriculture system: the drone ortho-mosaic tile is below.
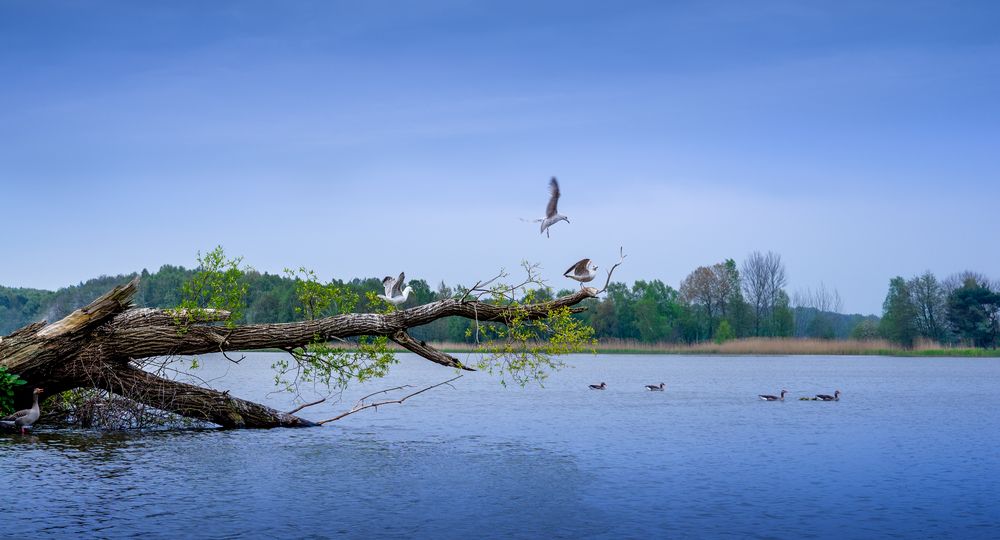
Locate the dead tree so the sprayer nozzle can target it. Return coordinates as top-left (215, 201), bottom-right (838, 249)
top-left (0, 277), bottom-right (601, 428)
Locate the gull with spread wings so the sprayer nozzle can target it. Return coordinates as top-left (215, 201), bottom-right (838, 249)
top-left (378, 272), bottom-right (414, 305)
top-left (564, 258), bottom-right (599, 288)
top-left (525, 177), bottom-right (570, 238)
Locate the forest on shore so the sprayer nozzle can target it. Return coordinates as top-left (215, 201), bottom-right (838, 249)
top-left (2, 251), bottom-right (997, 350)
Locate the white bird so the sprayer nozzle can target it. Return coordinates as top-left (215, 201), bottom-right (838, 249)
top-left (564, 258), bottom-right (599, 287)
top-left (378, 272), bottom-right (414, 305)
top-left (1, 387), bottom-right (44, 434)
top-left (528, 177), bottom-right (569, 238)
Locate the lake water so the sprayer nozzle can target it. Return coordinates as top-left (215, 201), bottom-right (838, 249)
top-left (3, 353), bottom-right (999, 539)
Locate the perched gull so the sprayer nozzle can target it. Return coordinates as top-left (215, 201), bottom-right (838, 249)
top-left (528, 177), bottom-right (569, 238)
top-left (378, 272), bottom-right (414, 305)
top-left (564, 258), bottom-right (598, 287)
top-left (759, 389), bottom-right (788, 401)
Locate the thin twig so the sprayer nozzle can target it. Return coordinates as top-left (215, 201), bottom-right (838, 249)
top-left (316, 375), bottom-right (463, 425)
top-left (598, 246), bottom-right (627, 294)
top-left (287, 397), bottom-right (326, 415)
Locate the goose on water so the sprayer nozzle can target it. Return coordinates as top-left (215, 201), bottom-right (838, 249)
top-left (645, 383), bottom-right (665, 391)
top-left (564, 258), bottom-right (598, 288)
top-left (378, 272), bottom-right (413, 305)
top-left (759, 389), bottom-right (788, 401)
top-left (816, 390), bottom-right (841, 401)
top-left (527, 177), bottom-right (569, 238)
top-left (1, 388), bottom-right (44, 434)
top-left (588, 382), bottom-right (607, 390)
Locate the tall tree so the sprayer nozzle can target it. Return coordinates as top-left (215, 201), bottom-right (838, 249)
top-left (879, 276), bottom-right (918, 348)
top-left (741, 251), bottom-right (788, 336)
top-left (946, 278), bottom-right (1000, 348)
top-left (908, 271), bottom-right (947, 343)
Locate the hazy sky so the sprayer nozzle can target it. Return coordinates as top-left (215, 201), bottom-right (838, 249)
top-left (2, 1), bottom-right (998, 314)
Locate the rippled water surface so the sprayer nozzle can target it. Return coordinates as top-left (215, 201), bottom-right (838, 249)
top-left (3, 353), bottom-right (1000, 538)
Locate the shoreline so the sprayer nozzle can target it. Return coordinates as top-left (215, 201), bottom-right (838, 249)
top-left (259, 338), bottom-right (1000, 358)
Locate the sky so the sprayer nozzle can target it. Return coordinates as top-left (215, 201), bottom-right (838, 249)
top-left (1, 1), bottom-right (998, 315)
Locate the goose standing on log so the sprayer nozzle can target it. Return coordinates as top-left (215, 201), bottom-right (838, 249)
top-left (816, 390), bottom-right (841, 401)
top-left (1, 388), bottom-right (44, 434)
top-left (378, 272), bottom-right (413, 306)
top-left (759, 390), bottom-right (788, 401)
top-left (589, 382), bottom-right (607, 390)
top-left (529, 177), bottom-right (569, 238)
top-left (564, 258), bottom-right (598, 288)
top-left (645, 383), bottom-right (665, 391)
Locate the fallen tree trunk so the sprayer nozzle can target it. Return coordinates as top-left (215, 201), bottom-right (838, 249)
top-left (0, 277), bottom-right (597, 428)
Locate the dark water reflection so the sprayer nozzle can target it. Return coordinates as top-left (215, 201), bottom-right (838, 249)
top-left (3, 354), bottom-right (1000, 538)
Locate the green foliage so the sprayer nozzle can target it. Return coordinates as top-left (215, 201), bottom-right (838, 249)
top-left (271, 277), bottom-right (396, 391)
top-left (947, 278), bottom-right (1000, 348)
top-left (880, 276), bottom-right (919, 348)
top-left (714, 320), bottom-right (734, 344)
top-left (283, 267), bottom-right (358, 318)
top-left (474, 287), bottom-right (596, 387)
top-left (849, 318), bottom-right (881, 340)
top-left (0, 366), bottom-right (27, 416)
top-left (176, 246), bottom-right (252, 328)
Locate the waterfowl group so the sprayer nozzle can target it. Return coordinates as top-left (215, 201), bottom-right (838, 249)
top-left (1, 388), bottom-right (44, 434)
top-left (586, 382), bottom-right (666, 391)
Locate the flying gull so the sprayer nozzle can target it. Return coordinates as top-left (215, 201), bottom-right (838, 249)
top-left (527, 177), bottom-right (569, 238)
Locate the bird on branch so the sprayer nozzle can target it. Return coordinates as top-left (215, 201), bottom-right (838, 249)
top-left (378, 272), bottom-right (414, 305)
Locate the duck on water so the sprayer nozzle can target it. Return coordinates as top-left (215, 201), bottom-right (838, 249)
top-left (759, 390), bottom-right (788, 401)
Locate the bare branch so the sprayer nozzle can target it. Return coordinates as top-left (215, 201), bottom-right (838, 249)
top-left (287, 397), bottom-right (327, 415)
top-left (598, 247), bottom-right (628, 294)
top-left (316, 375), bottom-right (463, 425)
top-left (391, 330), bottom-right (473, 370)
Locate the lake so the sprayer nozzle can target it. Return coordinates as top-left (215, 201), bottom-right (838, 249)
top-left (3, 353), bottom-right (999, 538)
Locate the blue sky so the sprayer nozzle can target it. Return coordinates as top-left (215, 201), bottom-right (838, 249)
top-left (2, 1), bottom-right (998, 314)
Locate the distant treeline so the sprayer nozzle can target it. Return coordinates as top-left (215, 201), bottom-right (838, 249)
top-left (1, 254), bottom-right (873, 344)
top-left (3, 252), bottom-right (996, 348)
top-left (875, 271), bottom-right (1000, 349)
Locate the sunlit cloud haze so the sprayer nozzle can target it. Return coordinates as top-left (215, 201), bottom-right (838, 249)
top-left (2, 1), bottom-right (998, 315)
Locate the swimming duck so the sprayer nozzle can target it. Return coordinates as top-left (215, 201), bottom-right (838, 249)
top-left (588, 382), bottom-right (607, 390)
top-left (759, 389), bottom-right (788, 401)
top-left (645, 383), bottom-right (665, 391)
top-left (816, 390), bottom-right (841, 401)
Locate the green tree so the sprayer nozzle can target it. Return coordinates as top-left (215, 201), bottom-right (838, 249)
top-left (879, 276), bottom-right (918, 348)
top-left (946, 278), bottom-right (1000, 348)
top-left (714, 320), bottom-right (734, 344)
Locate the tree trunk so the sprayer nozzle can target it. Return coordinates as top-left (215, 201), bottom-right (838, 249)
top-left (0, 277), bottom-right (595, 428)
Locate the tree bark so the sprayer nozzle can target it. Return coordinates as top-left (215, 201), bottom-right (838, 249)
top-left (0, 278), bottom-right (596, 428)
